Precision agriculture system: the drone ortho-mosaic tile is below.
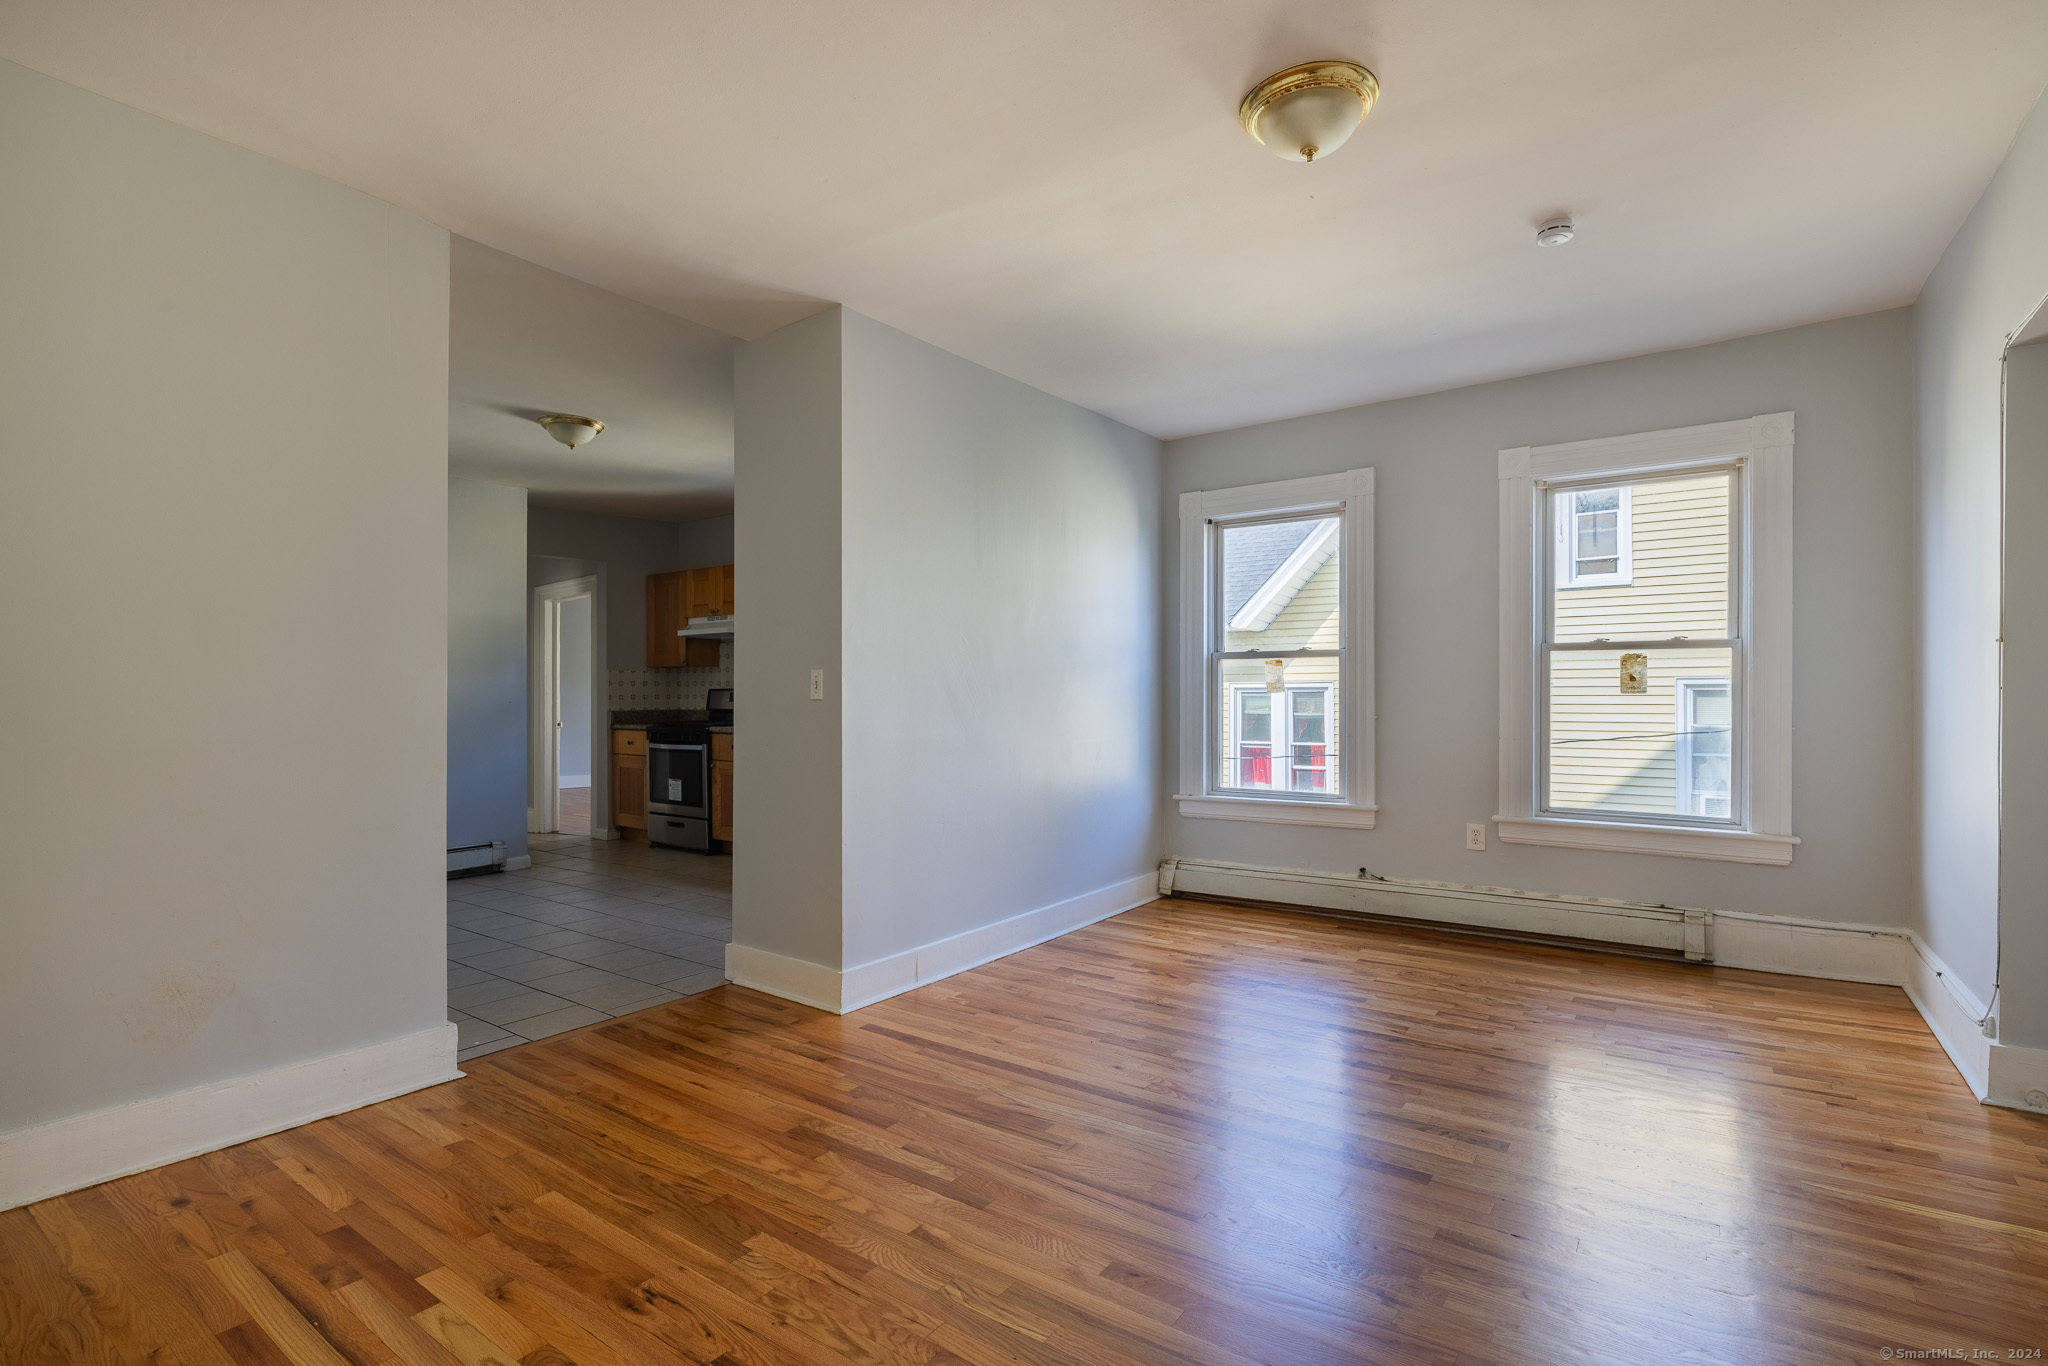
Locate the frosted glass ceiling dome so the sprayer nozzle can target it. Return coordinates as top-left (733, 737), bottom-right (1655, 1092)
top-left (1239, 61), bottom-right (1380, 164)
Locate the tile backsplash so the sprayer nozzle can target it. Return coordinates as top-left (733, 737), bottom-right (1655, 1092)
top-left (608, 644), bottom-right (732, 712)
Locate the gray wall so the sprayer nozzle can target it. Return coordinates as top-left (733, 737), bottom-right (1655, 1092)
top-left (733, 309), bottom-right (845, 970)
top-left (448, 478), bottom-right (529, 858)
top-left (839, 311), bottom-right (1163, 967)
top-left (731, 307), bottom-right (1163, 976)
top-left (1165, 310), bottom-right (1917, 928)
top-left (0, 59), bottom-right (449, 1133)
top-left (2006, 343), bottom-right (2048, 1050)
top-left (677, 513), bottom-right (735, 571)
top-left (528, 506), bottom-right (691, 670)
top-left (1914, 88), bottom-right (2048, 1038)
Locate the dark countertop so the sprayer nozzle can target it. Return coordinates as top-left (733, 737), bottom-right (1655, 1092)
top-left (610, 709), bottom-right (709, 726)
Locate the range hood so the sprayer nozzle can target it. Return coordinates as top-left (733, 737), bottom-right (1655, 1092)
top-left (678, 614), bottom-right (735, 641)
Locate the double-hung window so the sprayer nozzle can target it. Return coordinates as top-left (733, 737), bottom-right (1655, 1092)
top-left (1176, 468), bottom-right (1375, 828)
top-left (1496, 415), bottom-right (1796, 864)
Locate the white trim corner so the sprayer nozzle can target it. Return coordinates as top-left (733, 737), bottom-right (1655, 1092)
top-left (727, 872), bottom-right (1156, 1014)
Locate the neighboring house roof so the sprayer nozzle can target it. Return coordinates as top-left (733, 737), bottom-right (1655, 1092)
top-left (1228, 518), bottom-right (1340, 631)
top-left (1223, 522), bottom-right (1316, 621)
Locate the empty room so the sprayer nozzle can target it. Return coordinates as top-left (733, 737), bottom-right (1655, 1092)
top-left (3, 3), bottom-right (2048, 1363)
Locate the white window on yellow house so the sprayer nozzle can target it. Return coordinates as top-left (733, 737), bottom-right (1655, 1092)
top-left (1675, 679), bottom-right (1733, 817)
top-left (1176, 468), bottom-right (1376, 828)
top-left (1496, 413), bottom-right (1794, 864)
top-left (1560, 486), bottom-right (1632, 586)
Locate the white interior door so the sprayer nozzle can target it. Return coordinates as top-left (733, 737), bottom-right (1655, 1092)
top-left (530, 576), bottom-right (596, 834)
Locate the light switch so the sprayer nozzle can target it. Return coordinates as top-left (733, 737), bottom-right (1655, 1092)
top-left (809, 668), bottom-right (825, 700)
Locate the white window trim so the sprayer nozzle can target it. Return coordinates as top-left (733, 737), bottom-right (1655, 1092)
top-left (1496, 414), bottom-right (1797, 865)
top-left (1177, 468), bottom-right (1375, 828)
top-left (1557, 485), bottom-right (1633, 588)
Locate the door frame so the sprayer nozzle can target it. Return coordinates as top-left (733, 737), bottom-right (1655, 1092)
top-left (530, 575), bottom-right (597, 834)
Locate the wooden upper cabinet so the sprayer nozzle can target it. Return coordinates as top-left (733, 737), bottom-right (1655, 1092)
top-left (646, 570), bottom-right (686, 668)
top-left (684, 564), bottom-right (734, 619)
top-left (647, 564), bottom-right (733, 669)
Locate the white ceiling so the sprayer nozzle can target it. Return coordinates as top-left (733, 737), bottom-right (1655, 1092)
top-left (5, 1), bottom-right (2046, 438)
top-left (449, 237), bottom-right (732, 521)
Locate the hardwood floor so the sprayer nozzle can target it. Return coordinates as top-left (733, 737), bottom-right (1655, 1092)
top-left (6, 898), bottom-right (2046, 1365)
top-left (555, 786), bottom-right (591, 838)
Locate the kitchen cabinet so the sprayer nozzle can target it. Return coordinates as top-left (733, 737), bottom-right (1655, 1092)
top-left (646, 563), bottom-right (733, 668)
top-left (686, 563), bottom-right (734, 620)
top-left (612, 728), bottom-right (647, 834)
top-left (711, 731), bottom-right (733, 848)
top-left (645, 572), bottom-right (684, 668)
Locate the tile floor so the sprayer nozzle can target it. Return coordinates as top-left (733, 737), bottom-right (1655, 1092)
top-left (448, 831), bottom-right (731, 1063)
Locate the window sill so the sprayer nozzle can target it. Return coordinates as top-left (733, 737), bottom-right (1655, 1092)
top-left (1175, 796), bottom-right (1377, 829)
top-left (1493, 816), bottom-right (1797, 865)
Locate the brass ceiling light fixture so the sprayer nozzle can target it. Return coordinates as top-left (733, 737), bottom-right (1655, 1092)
top-left (1239, 60), bottom-right (1379, 163)
top-left (536, 413), bottom-right (605, 449)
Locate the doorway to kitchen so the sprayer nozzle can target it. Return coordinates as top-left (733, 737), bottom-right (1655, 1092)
top-left (533, 575), bottom-right (596, 835)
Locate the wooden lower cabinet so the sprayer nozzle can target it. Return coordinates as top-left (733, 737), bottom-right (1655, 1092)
top-left (612, 729), bottom-right (648, 833)
top-left (711, 731), bottom-right (733, 847)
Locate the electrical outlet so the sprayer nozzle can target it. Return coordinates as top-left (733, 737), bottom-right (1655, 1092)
top-left (1465, 823), bottom-right (1487, 851)
top-left (809, 668), bottom-right (825, 700)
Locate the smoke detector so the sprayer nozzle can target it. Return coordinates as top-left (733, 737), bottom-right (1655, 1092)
top-left (1536, 218), bottom-right (1576, 247)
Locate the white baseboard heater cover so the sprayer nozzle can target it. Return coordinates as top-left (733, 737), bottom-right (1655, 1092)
top-left (1159, 857), bottom-right (1711, 960)
top-left (447, 840), bottom-right (506, 878)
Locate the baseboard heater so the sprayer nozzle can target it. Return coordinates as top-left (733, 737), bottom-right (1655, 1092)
top-left (1158, 857), bottom-right (1711, 961)
top-left (447, 840), bottom-right (507, 879)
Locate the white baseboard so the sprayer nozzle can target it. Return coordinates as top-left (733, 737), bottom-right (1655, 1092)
top-left (1710, 909), bottom-right (1911, 984)
top-left (1159, 857), bottom-right (1711, 958)
top-left (0, 1023), bottom-right (459, 1211)
top-left (504, 854), bottom-right (532, 871)
top-left (724, 943), bottom-right (842, 1013)
top-left (558, 775), bottom-right (591, 789)
top-left (725, 872), bottom-right (1158, 1015)
top-left (1901, 934), bottom-right (1991, 1097)
top-left (1892, 936), bottom-right (2048, 1114)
